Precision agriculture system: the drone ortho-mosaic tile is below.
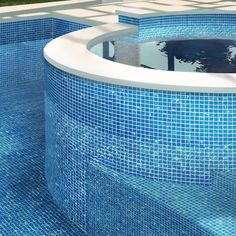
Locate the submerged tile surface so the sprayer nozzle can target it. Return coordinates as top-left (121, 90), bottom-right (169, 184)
top-left (2, 14), bottom-right (236, 236)
top-left (0, 18), bottom-right (88, 236)
top-left (44, 13), bottom-right (236, 236)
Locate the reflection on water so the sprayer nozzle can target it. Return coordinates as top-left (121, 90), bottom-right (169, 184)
top-left (91, 39), bottom-right (236, 73)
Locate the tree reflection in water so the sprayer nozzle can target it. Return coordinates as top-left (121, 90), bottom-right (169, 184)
top-left (158, 39), bottom-right (236, 73)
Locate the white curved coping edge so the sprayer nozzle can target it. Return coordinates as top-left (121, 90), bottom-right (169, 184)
top-left (44, 22), bottom-right (236, 93)
top-left (116, 9), bottom-right (236, 19)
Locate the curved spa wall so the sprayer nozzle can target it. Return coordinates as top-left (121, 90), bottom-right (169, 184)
top-left (45, 63), bottom-right (236, 235)
top-left (44, 14), bottom-right (236, 236)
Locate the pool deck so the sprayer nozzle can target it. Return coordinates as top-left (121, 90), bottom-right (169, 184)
top-left (0, 0), bottom-right (235, 25)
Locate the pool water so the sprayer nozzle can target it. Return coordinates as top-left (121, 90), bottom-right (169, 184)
top-left (0, 38), bottom-right (85, 235)
top-left (91, 39), bottom-right (236, 73)
top-left (2, 17), bottom-right (236, 236)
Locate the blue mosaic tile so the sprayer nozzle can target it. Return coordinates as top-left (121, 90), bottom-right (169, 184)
top-left (212, 172), bottom-right (236, 200)
top-left (53, 18), bottom-right (89, 38)
top-left (119, 14), bottom-right (236, 41)
top-left (0, 81), bottom-right (85, 236)
top-left (2, 14), bottom-right (236, 236)
top-left (87, 162), bottom-right (236, 235)
top-left (0, 18), bottom-right (89, 46)
top-left (45, 60), bottom-right (236, 235)
top-left (45, 64), bottom-right (236, 185)
top-left (0, 18), bottom-right (53, 45)
top-left (0, 18), bottom-right (89, 88)
top-left (0, 18), bottom-right (89, 235)
top-left (42, 13), bottom-right (236, 236)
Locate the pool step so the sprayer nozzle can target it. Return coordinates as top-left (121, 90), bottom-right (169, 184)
top-left (211, 172), bottom-right (236, 200)
top-left (87, 162), bottom-right (236, 236)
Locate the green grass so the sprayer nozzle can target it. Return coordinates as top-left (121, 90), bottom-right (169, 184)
top-left (0, 0), bottom-right (67, 7)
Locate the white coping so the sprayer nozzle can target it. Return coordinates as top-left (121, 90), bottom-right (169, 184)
top-left (44, 21), bottom-right (236, 93)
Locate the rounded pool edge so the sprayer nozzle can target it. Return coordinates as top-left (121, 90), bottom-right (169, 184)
top-left (43, 12), bottom-right (236, 235)
top-left (44, 14), bottom-right (236, 93)
top-left (44, 60), bottom-right (236, 235)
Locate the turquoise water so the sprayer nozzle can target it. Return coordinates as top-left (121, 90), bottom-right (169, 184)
top-left (0, 39), bottom-right (85, 235)
top-left (2, 17), bottom-right (236, 236)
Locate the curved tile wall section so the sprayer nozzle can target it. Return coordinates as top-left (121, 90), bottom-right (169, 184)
top-left (45, 62), bottom-right (236, 234)
top-left (44, 13), bottom-right (236, 235)
top-left (45, 64), bottom-right (236, 185)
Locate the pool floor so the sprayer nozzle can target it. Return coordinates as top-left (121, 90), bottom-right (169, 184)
top-left (0, 39), bottom-right (85, 235)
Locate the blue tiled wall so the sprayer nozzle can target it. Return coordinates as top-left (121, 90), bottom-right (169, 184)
top-left (45, 62), bottom-right (236, 235)
top-left (119, 14), bottom-right (236, 41)
top-left (45, 64), bottom-right (236, 187)
top-left (53, 18), bottom-right (89, 38)
top-left (0, 18), bottom-right (53, 44)
top-left (0, 18), bottom-right (89, 88)
top-left (0, 18), bottom-right (89, 45)
top-left (0, 18), bottom-right (89, 235)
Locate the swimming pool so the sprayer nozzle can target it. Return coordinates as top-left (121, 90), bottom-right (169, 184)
top-left (0, 17), bottom-right (88, 235)
top-left (1, 6), bottom-right (236, 236)
top-left (44, 12), bottom-right (236, 235)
